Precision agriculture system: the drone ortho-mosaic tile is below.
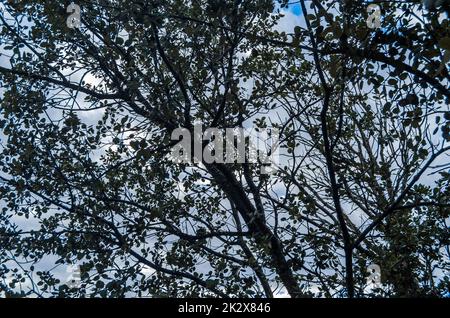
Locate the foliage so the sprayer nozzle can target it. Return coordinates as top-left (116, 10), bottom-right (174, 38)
top-left (0, 0), bottom-right (449, 298)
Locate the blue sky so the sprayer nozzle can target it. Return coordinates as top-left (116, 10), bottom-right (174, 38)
top-left (288, 2), bottom-right (302, 16)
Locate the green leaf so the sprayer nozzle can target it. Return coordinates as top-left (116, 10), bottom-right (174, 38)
top-left (438, 37), bottom-right (450, 50)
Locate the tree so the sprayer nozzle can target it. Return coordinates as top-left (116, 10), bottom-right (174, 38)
top-left (0, 0), bottom-right (448, 298)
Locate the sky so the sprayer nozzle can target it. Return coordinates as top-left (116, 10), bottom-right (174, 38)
top-left (288, 2), bottom-right (302, 16)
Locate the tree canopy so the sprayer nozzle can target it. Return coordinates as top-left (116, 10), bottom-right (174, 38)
top-left (0, 0), bottom-right (449, 298)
